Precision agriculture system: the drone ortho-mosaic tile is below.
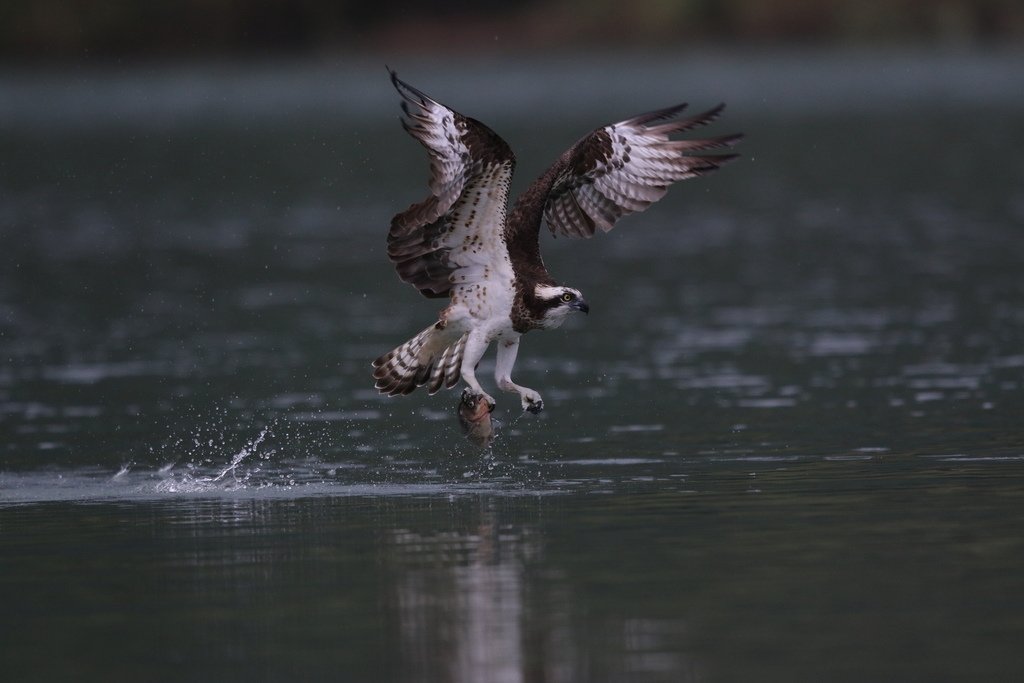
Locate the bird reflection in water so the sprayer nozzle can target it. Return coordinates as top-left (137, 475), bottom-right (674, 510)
top-left (384, 502), bottom-right (701, 682)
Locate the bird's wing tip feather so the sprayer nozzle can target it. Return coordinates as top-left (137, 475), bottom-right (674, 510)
top-left (388, 68), bottom-right (432, 108)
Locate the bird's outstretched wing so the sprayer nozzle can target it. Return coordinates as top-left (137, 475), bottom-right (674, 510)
top-left (542, 104), bottom-right (742, 238)
top-left (386, 70), bottom-right (516, 298)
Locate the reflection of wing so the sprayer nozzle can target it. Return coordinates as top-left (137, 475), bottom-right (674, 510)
top-left (386, 70), bottom-right (516, 299)
top-left (542, 104), bottom-right (742, 238)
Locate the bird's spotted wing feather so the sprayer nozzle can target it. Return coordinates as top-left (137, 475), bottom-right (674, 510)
top-left (543, 103), bottom-right (742, 238)
top-left (387, 70), bottom-right (516, 298)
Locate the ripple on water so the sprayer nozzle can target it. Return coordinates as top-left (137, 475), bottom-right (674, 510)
top-left (41, 361), bottom-right (175, 384)
top-left (288, 410), bottom-right (383, 422)
top-left (558, 458), bottom-right (665, 466)
top-left (608, 424), bottom-right (664, 433)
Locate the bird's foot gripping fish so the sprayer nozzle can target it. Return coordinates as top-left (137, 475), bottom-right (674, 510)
top-left (457, 389), bottom-right (499, 448)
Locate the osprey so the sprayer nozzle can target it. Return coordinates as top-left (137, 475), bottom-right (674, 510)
top-left (373, 70), bottom-right (741, 414)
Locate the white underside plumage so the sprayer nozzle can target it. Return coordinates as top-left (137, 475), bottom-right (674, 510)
top-left (373, 160), bottom-right (522, 401)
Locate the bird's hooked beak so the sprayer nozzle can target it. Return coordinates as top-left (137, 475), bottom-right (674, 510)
top-left (571, 298), bottom-right (590, 314)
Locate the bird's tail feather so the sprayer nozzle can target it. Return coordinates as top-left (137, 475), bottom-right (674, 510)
top-left (372, 324), bottom-right (467, 396)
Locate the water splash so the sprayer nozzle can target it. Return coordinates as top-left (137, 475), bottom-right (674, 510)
top-left (112, 463), bottom-right (133, 480)
top-left (212, 426), bottom-right (271, 482)
top-left (151, 425), bottom-right (275, 494)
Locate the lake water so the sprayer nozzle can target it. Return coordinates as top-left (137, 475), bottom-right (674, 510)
top-left (2, 51), bottom-right (1024, 681)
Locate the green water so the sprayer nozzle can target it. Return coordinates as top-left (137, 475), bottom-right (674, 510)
top-left (2, 52), bottom-right (1023, 681)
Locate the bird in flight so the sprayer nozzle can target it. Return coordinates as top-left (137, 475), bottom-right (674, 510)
top-left (373, 70), bottom-right (741, 415)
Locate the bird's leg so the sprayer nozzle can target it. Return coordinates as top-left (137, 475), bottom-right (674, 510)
top-left (460, 330), bottom-right (495, 409)
top-left (494, 337), bottom-right (544, 414)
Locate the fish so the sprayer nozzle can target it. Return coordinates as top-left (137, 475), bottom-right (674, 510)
top-left (457, 389), bottom-right (498, 447)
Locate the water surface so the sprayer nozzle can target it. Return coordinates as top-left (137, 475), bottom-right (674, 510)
top-left (2, 51), bottom-right (1024, 681)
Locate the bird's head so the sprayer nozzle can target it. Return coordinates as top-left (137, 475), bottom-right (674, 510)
top-left (534, 285), bottom-right (589, 329)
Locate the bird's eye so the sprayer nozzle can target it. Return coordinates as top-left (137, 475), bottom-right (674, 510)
top-left (561, 292), bottom-right (574, 302)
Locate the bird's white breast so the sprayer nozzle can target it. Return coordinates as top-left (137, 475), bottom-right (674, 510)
top-left (444, 163), bottom-right (517, 330)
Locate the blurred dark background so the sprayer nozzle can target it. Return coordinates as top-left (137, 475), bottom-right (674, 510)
top-left (3, 0), bottom-right (1022, 62)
